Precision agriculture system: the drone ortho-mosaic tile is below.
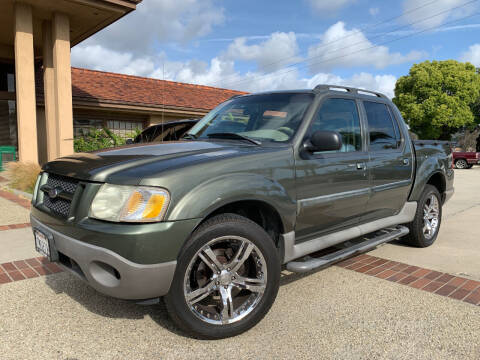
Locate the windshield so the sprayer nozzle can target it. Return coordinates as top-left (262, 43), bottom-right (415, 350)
top-left (188, 93), bottom-right (314, 143)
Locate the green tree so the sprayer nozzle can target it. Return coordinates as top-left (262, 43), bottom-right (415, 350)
top-left (393, 60), bottom-right (480, 140)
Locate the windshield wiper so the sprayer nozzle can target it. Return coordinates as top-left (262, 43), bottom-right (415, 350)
top-left (206, 132), bottom-right (261, 146)
top-left (182, 133), bottom-right (198, 140)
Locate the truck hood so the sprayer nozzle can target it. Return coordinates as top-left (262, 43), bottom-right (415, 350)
top-left (42, 141), bottom-right (263, 183)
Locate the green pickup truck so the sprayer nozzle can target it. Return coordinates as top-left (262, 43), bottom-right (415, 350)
top-left (31, 85), bottom-right (454, 339)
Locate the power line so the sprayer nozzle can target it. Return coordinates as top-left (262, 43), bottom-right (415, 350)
top-left (217, 12), bottom-right (480, 89)
top-left (210, 0), bottom-right (442, 86)
top-left (215, 0), bottom-right (478, 88)
top-left (215, 4), bottom-right (480, 89)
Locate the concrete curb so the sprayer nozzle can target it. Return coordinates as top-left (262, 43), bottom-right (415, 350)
top-left (0, 185), bottom-right (33, 200)
top-left (0, 188), bottom-right (31, 209)
top-left (338, 254), bottom-right (480, 306)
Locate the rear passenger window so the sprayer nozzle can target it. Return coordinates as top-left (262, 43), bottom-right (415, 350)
top-left (364, 101), bottom-right (401, 151)
top-left (309, 98), bottom-right (362, 153)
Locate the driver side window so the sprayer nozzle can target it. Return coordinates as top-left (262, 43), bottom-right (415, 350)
top-left (309, 98), bottom-right (362, 153)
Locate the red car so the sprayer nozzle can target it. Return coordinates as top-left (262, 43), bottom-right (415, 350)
top-left (453, 151), bottom-right (480, 169)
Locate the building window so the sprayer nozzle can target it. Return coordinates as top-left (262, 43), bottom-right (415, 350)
top-left (73, 118), bottom-right (104, 138)
top-left (73, 112), bottom-right (145, 141)
top-left (106, 120), bottom-right (143, 139)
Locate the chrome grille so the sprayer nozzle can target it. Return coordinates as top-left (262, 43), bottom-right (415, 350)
top-left (42, 173), bottom-right (79, 217)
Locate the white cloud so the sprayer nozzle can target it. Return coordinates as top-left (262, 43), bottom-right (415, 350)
top-left (307, 22), bottom-right (425, 72)
top-left (72, 43), bottom-right (397, 98)
top-left (81, 0), bottom-right (225, 54)
top-left (402, 0), bottom-right (477, 30)
top-left (369, 7), bottom-right (379, 16)
top-left (307, 0), bottom-right (355, 14)
top-left (302, 72), bottom-right (396, 98)
top-left (338, 73), bottom-right (397, 98)
top-left (71, 45), bottom-right (156, 77)
top-left (224, 32), bottom-right (300, 71)
top-left (167, 58), bottom-right (397, 98)
top-left (460, 44), bottom-right (480, 66)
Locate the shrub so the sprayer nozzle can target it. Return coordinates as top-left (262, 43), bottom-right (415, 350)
top-left (74, 128), bottom-right (128, 152)
top-left (4, 161), bottom-right (41, 194)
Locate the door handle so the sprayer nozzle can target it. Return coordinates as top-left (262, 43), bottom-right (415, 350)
top-left (356, 162), bottom-right (366, 170)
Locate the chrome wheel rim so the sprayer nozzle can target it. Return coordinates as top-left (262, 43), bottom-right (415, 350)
top-left (456, 159), bottom-right (468, 169)
top-left (183, 236), bottom-right (267, 325)
top-left (423, 194), bottom-right (440, 240)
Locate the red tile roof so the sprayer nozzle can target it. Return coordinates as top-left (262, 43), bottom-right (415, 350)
top-left (70, 67), bottom-right (247, 111)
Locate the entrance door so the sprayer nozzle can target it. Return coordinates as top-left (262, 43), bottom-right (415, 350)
top-left (295, 97), bottom-right (370, 241)
top-left (0, 63), bottom-right (17, 147)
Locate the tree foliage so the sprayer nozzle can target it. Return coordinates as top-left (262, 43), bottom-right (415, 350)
top-left (393, 60), bottom-right (480, 140)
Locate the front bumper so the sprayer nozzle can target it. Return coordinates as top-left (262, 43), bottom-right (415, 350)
top-left (31, 215), bottom-right (177, 300)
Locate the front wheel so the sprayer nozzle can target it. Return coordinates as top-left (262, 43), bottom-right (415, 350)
top-left (164, 214), bottom-right (280, 339)
top-left (403, 185), bottom-right (442, 247)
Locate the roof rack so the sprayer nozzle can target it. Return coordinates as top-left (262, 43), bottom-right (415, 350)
top-left (228, 94), bottom-right (244, 100)
top-left (313, 84), bottom-right (388, 99)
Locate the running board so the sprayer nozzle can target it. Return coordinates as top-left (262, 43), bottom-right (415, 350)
top-left (286, 225), bottom-right (409, 273)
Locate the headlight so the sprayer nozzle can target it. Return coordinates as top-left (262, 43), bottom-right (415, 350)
top-left (89, 184), bottom-right (170, 223)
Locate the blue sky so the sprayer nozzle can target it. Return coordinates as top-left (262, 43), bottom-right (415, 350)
top-left (71, 0), bottom-right (480, 98)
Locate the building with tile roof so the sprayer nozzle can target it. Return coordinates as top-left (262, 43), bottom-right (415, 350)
top-left (33, 67), bottom-right (245, 162)
top-left (0, 0), bottom-right (244, 165)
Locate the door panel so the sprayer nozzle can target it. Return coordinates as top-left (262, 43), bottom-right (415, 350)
top-left (294, 97), bottom-right (369, 241)
top-left (362, 101), bottom-right (413, 220)
top-left (365, 152), bottom-right (412, 219)
top-left (295, 153), bottom-right (369, 240)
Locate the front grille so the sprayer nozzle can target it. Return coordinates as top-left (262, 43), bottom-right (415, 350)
top-left (43, 196), bottom-right (72, 217)
top-left (42, 173), bottom-right (79, 217)
top-left (46, 173), bottom-right (78, 194)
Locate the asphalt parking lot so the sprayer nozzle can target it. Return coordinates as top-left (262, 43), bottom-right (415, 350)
top-left (0, 168), bottom-right (479, 359)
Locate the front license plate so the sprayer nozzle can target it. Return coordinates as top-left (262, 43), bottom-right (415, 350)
top-left (34, 230), bottom-right (50, 259)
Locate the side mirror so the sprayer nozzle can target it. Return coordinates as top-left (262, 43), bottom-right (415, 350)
top-left (126, 139), bottom-right (134, 145)
top-left (305, 130), bottom-right (342, 152)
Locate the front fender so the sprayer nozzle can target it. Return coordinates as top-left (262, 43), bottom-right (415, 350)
top-left (168, 173), bottom-right (296, 232)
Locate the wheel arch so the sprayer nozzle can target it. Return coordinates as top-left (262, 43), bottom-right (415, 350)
top-left (167, 173), bottom-right (296, 233)
top-left (204, 199), bottom-right (285, 243)
top-left (426, 171), bottom-right (446, 195)
top-left (409, 152), bottom-right (449, 202)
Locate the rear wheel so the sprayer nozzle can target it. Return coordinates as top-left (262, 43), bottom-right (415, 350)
top-left (455, 159), bottom-right (468, 169)
top-left (164, 214), bottom-right (280, 339)
top-left (403, 185), bottom-right (442, 247)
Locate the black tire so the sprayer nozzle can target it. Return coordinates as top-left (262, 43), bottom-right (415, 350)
top-left (164, 213), bottom-right (280, 339)
top-left (467, 164), bottom-right (474, 169)
top-left (403, 185), bottom-right (442, 247)
top-left (455, 159), bottom-right (468, 169)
